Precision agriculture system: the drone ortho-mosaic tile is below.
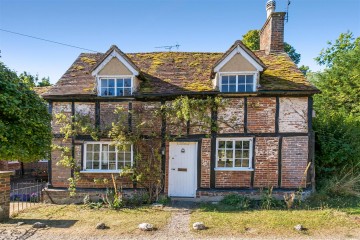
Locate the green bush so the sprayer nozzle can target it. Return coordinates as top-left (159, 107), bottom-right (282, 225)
top-left (220, 194), bottom-right (251, 210)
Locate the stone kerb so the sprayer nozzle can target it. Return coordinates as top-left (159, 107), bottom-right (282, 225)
top-left (0, 171), bottom-right (14, 221)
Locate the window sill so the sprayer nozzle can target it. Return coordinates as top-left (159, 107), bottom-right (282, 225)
top-left (214, 168), bottom-right (254, 172)
top-left (80, 170), bottom-right (121, 174)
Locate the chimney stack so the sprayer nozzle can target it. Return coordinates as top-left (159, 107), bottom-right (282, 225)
top-left (260, 0), bottom-right (286, 54)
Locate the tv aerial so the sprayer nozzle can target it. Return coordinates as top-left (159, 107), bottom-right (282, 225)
top-left (285, 0), bottom-right (291, 23)
top-left (155, 43), bottom-right (180, 51)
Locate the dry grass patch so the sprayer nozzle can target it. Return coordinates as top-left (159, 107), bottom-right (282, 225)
top-left (6, 204), bottom-right (170, 237)
top-left (191, 209), bottom-right (360, 238)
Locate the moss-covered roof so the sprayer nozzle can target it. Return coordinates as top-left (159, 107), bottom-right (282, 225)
top-left (43, 44), bottom-right (318, 97)
top-left (33, 86), bottom-right (52, 96)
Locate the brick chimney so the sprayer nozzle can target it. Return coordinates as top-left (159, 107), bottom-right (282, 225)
top-left (260, 0), bottom-right (286, 54)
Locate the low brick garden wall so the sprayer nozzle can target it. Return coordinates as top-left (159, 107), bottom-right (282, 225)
top-left (0, 171), bottom-right (13, 221)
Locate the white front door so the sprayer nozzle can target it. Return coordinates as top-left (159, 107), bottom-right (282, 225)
top-left (168, 142), bottom-right (198, 197)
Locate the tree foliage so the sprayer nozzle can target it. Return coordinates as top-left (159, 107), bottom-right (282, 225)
top-left (309, 32), bottom-right (360, 180)
top-left (19, 71), bottom-right (52, 88)
top-left (242, 30), bottom-right (260, 51)
top-left (0, 62), bottom-right (52, 162)
top-left (242, 29), bottom-right (301, 64)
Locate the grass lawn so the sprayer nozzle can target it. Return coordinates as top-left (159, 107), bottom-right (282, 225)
top-left (191, 206), bottom-right (360, 238)
top-left (6, 204), bottom-right (171, 237)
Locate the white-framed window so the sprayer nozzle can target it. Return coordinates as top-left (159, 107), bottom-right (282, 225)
top-left (220, 73), bottom-right (256, 92)
top-left (98, 76), bottom-right (133, 96)
top-left (215, 138), bottom-right (253, 171)
top-left (83, 142), bottom-right (133, 172)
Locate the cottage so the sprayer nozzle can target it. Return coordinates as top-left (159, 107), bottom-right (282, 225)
top-left (42, 1), bottom-right (319, 202)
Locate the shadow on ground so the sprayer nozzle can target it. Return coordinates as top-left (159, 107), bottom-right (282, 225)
top-left (6, 219), bottom-right (78, 228)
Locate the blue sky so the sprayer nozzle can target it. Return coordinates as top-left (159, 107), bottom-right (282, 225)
top-left (0, 0), bottom-right (359, 84)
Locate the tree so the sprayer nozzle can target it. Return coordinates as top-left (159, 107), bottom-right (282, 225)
top-left (37, 77), bottom-right (52, 87)
top-left (308, 32), bottom-right (360, 181)
top-left (299, 65), bottom-right (310, 75)
top-left (19, 71), bottom-right (38, 88)
top-left (242, 30), bottom-right (260, 51)
top-left (242, 29), bottom-right (301, 64)
top-left (0, 62), bottom-right (52, 162)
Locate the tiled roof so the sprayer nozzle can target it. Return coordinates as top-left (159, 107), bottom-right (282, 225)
top-left (43, 45), bottom-right (318, 97)
top-left (33, 86), bottom-right (52, 96)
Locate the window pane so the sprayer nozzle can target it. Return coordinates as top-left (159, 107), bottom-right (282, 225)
top-left (102, 152), bottom-right (108, 164)
top-left (108, 79), bottom-right (115, 87)
top-left (238, 75), bottom-right (246, 84)
top-left (243, 141), bottom-right (250, 149)
top-left (238, 85), bottom-right (245, 92)
top-left (86, 153), bottom-right (92, 161)
top-left (229, 85), bottom-right (236, 92)
top-left (221, 76), bottom-right (229, 84)
top-left (222, 85), bottom-right (229, 92)
top-left (109, 145), bottom-right (116, 151)
top-left (235, 141), bottom-right (242, 149)
top-left (108, 87), bottom-right (115, 96)
top-left (124, 88), bottom-right (131, 96)
top-left (101, 88), bottom-right (108, 96)
top-left (109, 162), bottom-right (116, 170)
top-left (93, 144), bottom-right (100, 152)
top-left (93, 161), bottom-right (99, 169)
top-left (226, 150), bottom-right (233, 158)
top-left (125, 153), bottom-right (131, 161)
top-left (86, 160), bottom-right (92, 169)
top-left (246, 75), bottom-right (254, 84)
top-left (117, 88), bottom-right (124, 96)
top-left (235, 150), bottom-right (242, 158)
top-left (243, 150), bottom-right (249, 158)
top-left (93, 153), bottom-right (99, 160)
top-left (225, 159), bottom-right (233, 167)
top-left (229, 75), bottom-right (236, 84)
top-left (242, 159), bottom-right (250, 167)
top-left (101, 79), bottom-right (108, 87)
top-left (218, 141), bottom-right (225, 149)
top-left (102, 144), bottom-right (109, 151)
top-left (217, 159), bottom-right (225, 167)
top-left (235, 159), bottom-right (241, 167)
top-left (87, 144), bottom-right (93, 152)
top-left (124, 79), bottom-right (131, 87)
top-left (101, 161), bottom-right (109, 170)
top-left (109, 153), bottom-right (116, 161)
top-left (118, 153), bottom-right (124, 161)
top-left (245, 84), bottom-right (254, 92)
top-left (218, 150), bottom-right (225, 159)
top-left (117, 79), bottom-right (124, 87)
top-left (226, 141), bottom-right (233, 149)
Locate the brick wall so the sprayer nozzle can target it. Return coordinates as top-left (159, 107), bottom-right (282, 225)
top-left (215, 171), bottom-right (251, 188)
top-left (247, 97), bottom-right (276, 133)
top-left (52, 102), bottom-right (72, 133)
top-left (0, 171), bottom-right (13, 221)
top-left (200, 138), bottom-right (211, 188)
top-left (132, 101), bottom-right (162, 136)
top-left (279, 97), bottom-right (308, 133)
top-left (260, 12), bottom-right (286, 53)
top-left (75, 102), bottom-right (95, 123)
top-left (218, 98), bottom-right (244, 134)
top-left (100, 102), bottom-right (129, 131)
top-left (0, 161), bottom-right (9, 171)
top-left (51, 138), bottom-right (72, 188)
top-left (281, 136), bottom-right (309, 188)
top-left (254, 137), bottom-right (279, 187)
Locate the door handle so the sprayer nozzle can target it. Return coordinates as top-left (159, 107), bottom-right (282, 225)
top-left (171, 168), bottom-right (175, 170)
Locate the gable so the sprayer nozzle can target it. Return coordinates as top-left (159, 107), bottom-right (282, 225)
top-left (219, 53), bottom-right (257, 72)
top-left (98, 57), bottom-right (132, 75)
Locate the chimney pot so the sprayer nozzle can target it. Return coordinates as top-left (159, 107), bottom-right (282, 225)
top-left (266, 0), bottom-right (276, 18)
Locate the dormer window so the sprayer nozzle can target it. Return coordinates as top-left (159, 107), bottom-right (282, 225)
top-left (220, 74), bottom-right (256, 92)
top-left (99, 77), bottom-right (132, 96)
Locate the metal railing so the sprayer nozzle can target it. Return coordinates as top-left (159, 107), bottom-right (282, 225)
top-left (10, 180), bottom-right (46, 215)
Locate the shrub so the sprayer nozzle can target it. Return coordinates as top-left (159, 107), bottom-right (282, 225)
top-left (220, 194), bottom-right (251, 210)
top-left (260, 187), bottom-right (283, 210)
top-left (318, 169), bottom-right (360, 197)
